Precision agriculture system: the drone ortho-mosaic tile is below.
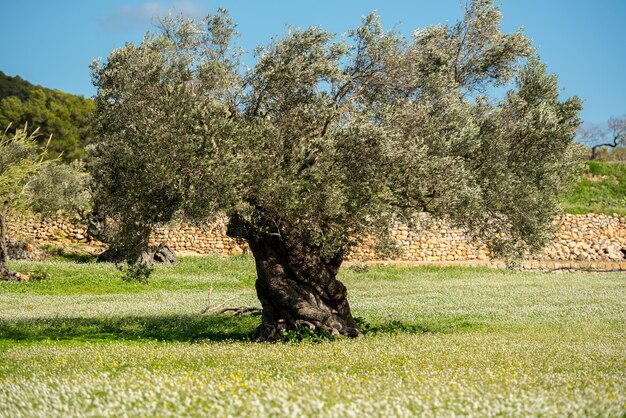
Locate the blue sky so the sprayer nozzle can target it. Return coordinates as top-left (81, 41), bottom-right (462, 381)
top-left (1, 0), bottom-right (624, 125)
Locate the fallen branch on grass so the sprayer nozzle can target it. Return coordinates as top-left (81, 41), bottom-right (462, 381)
top-left (200, 283), bottom-right (262, 316)
top-left (200, 304), bottom-right (262, 316)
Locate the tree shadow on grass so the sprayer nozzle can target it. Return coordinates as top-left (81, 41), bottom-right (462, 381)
top-left (0, 315), bottom-right (484, 344)
top-left (41, 244), bottom-right (97, 263)
top-left (0, 314), bottom-right (259, 343)
top-left (357, 316), bottom-right (485, 335)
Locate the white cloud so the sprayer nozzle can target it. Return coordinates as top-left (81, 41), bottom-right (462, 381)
top-left (103, 1), bottom-right (208, 32)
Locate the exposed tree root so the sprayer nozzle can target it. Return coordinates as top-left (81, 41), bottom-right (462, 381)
top-left (0, 268), bottom-right (24, 282)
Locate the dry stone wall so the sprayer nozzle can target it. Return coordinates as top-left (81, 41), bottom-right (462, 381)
top-left (6, 213), bottom-right (626, 268)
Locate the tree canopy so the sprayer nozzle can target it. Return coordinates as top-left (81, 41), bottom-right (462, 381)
top-left (90, 0), bottom-right (582, 340)
top-left (0, 71), bottom-right (33, 101)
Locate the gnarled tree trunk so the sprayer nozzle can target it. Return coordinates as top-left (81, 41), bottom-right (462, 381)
top-left (88, 211), bottom-right (167, 265)
top-left (0, 201), bottom-right (8, 265)
top-left (0, 200), bottom-right (19, 280)
top-left (228, 216), bottom-right (361, 342)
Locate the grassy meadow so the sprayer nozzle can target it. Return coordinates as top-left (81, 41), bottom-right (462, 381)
top-left (561, 161), bottom-right (626, 216)
top-left (0, 256), bottom-right (625, 416)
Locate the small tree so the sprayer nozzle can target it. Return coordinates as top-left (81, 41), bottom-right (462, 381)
top-left (0, 126), bottom-right (47, 279)
top-left (26, 162), bottom-right (91, 218)
top-left (0, 126), bottom-right (89, 280)
top-left (578, 116), bottom-right (626, 160)
top-left (90, 1), bottom-right (582, 340)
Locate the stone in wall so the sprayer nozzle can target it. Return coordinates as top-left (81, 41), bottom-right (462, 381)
top-left (542, 213), bottom-right (626, 261)
top-left (346, 214), bottom-right (490, 262)
top-left (6, 213), bottom-right (100, 248)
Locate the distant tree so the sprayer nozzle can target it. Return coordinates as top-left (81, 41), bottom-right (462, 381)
top-left (25, 161), bottom-right (91, 218)
top-left (0, 73), bottom-right (95, 161)
top-left (0, 125), bottom-right (88, 280)
top-left (578, 116), bottom-right (626, 160)
top-left (0, 71), bottom-right (33, 101)
top-left (90, 1), bottom-right (582, 341)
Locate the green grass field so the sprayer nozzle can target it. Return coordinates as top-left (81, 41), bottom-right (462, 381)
top-left (561, 161), bottom-right (626, 216)
top-left (1, 256), bottom-right (624, 416)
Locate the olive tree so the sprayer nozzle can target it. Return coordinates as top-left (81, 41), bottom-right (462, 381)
top-left (90, 1), bottom-right (582, 341)
top-left (89, 11), bottom-right (239, 262)
top-left (0, 126), bottom-right (44, 279)
top-left (0, 126), bottom-right (88, 280)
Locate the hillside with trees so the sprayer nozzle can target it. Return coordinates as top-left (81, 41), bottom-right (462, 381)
top-left (0, 71), bottom-right (94, 161)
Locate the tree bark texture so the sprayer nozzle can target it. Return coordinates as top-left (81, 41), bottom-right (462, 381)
top-left (228, 216), bottom-right (361, 341)
top-left (0, 201), bottom-right (8, 267)
top-left (0, 200), bottom-right (19, 280)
